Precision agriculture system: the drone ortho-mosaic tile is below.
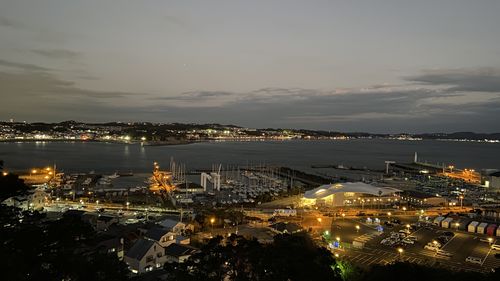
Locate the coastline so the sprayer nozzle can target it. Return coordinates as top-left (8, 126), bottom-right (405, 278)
top-left (0, 139), bottom-right (199, 146)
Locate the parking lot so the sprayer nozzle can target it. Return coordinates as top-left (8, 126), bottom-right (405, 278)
top-left (324, 214), bottom-right (500, 273)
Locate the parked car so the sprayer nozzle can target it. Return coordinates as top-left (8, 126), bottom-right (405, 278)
top-left (465, 256), bottom-right (482, 265)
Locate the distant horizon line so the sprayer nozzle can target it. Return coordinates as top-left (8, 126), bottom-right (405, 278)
top-left (1, 119), bottom-right (499, 135)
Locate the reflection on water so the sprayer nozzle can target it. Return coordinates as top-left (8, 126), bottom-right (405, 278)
top-left (0, 140), bottom-right (498, 173)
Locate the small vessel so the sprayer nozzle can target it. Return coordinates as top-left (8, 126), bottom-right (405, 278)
top-left (107, 172), bottom-right (120, 179)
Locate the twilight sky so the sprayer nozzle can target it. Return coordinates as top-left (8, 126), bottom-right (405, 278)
top-left (1, 0), bottom-right (500, 133)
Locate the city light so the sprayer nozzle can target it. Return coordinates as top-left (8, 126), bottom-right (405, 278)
top-left (2, 172), bottom-right (7, 176)
top-left (397, 248), bottom-right (404, 254)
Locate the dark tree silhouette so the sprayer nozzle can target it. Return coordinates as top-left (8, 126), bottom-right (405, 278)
top-left (164, 233), bottom-right (341, 281)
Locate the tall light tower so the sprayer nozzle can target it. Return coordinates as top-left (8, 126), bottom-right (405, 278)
top-left (385, 161), bottom-right (395, 174)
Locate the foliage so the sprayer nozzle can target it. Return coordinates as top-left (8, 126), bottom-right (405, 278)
top-left (0, 206), bottom-right (129, 281)
top-left (0, 161), bottom-right (29, 201)
top-left (164, 233), bottom-right (342, 281)
top-left (194, 208), bottom-right (245, 230)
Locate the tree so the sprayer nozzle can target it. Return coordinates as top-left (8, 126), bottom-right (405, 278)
top-left (164, 233), bottom-right (342, 281)
top-left (0, 209), bottom-right (129, 281)
top-left (0, 161), bottom-right (29, 201)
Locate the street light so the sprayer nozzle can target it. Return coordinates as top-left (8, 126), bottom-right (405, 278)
top-left (126, 201), bottom-right (130, 209)
top-left (341, 213), bottom-right (346, 220)
top-left (488, 238), bottom-right (493, 245)
top-left (397, 247), bottom-right (404, 259)
top-left (459, 195), bottom-right (464, 209)
top-left (355, 225), bottom-right (360, 233)
top-left (210, 217), bottom-right (216, 235)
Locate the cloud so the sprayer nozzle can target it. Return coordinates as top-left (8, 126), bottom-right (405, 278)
top-left (0, 59), bottom-right (52, 72)
top-left (30, 49), bottom-right (81, 60)
top-left (0, 59), bottom-right (145, 100)
top-left (406, 68), bottom-right (500, 92)
top-left (154, 91), bottom-right (234, 100)
top-left (1, 59), bottom-right (499, 132)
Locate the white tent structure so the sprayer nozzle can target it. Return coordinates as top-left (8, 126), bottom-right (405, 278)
top-left (302, 182), bottom-right (401, 207)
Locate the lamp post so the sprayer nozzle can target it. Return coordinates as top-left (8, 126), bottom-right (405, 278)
top-left (341, 213), bottom-right (345, 220)
top-left (210, 217), bottom-right (215, 236)
top-left (459, 195), bottom-right (464, 209)
top-left (397, 247), bottom-right (404, 260)
top-left (356, 225), bottom-right (360, 233)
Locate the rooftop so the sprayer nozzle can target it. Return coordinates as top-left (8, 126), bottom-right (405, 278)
top-left (126, 238), bottom-right (157, 260)
top-left (164, 243), bottom-right (199, 257)
top-left (304, 182), bottom-right (401, 199)
top-left (144, 226), bottom-right (169, 241)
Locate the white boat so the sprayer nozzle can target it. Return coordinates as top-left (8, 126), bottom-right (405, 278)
top-left (107, 172), bottom-right (120, 179)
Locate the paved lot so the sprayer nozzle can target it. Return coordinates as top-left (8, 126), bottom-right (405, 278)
top-left (325, 214), bottom-right (500, 273)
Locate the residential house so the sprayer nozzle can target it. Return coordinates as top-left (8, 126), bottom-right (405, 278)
top-left (144, 226), bottom-right (176, 247)
top-left (158, 218), bottom-right (187, 234)
top-left (164, 243), bottom-right (199, 263)
top-left (97, 237), bottom-right (124, 260)
top-left (124, 238), bottom-right (166, 274)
